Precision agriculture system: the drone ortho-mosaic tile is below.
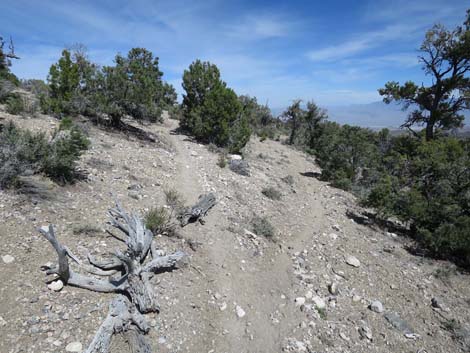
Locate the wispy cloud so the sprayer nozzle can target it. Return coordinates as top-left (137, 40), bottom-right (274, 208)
top-left (227, 14), bottom-right (296, 40)
top-left (307, 23), bottom-right (420, 62)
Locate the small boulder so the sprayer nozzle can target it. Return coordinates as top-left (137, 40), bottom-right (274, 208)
top-left (370, 300), bottom-right (384, 313)
top-left (358, 325), bottom-right (372, 340)
top-left (431, 297), bottom-right (444, 309)
top-left (65, 341), bottom-right (82, 352)
top-left (2, 255), bottom-right (14, 264)
top-left (235, 305), bottom-right (246, 318)
top-left (328, 282), bottom-right (338, 295)
top-left (295, 297), bottom-right (306, 306)
top-left (345, 255), bottom-right (361, 268)
top-left (312, 296), bottom-right (326, 310)
top-left (47, 280), bottom-right (64, 292)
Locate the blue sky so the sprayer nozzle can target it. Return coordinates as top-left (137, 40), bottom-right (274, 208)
top-left (1, 0), bottom-right (469, 108)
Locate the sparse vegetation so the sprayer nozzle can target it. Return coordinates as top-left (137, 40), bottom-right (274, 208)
top-left (0, 120), bottom-right (89, 188)
top-left (262, 186), bottom-right (282, 200)
top-left (5, 93), bottom-right (24, 115)
top-left (145, 206), bottom-right (174, 236)
top-left (251, 215), bottom-right (275, 237)
top-left (164, 187), bottom-right (184, 212)
top-left (217, 154), bottom-right (227, 168)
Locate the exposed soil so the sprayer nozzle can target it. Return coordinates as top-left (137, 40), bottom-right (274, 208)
top-left (1, 111), bottom-right (470, 353)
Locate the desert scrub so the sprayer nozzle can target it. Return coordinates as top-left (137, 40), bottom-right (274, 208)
top-left (164, 187), bottom-right (184, 212)
top-left (252, 215), bottom-right (275, 238)
top-left (217, 154), bottom-right (227, 168)
top-left (0, 120), bottom-right (89, 188)
top-left (5, 93), bottom-right (24, 115)
top-left (261, 186), bottom-right (282, 200)
top-left (145, 206), bottom-right (174, 236)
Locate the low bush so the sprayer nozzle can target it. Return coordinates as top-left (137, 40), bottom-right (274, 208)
top-left (262, 186), bottom-right (282, 200)
top-left (145, 206), bottom-right (174, 236)
top-left (217, 154), bottom-right (227, 168)
top-left (5, 93), bottom-right (24, 114)
top-left (0, 120), bottom-right (89, 188)
top-left (252, 216), bottom-right (275, 237)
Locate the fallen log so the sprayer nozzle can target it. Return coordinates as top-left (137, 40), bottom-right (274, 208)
top-left (178, 193), bottom-right (216, 227)
top-left (40, 200), bottom-right (187, 353)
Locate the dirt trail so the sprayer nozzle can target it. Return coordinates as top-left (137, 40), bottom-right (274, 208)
top-left (1, 113), bottom-right (470, 353)
top-left (164, 119), bottom-right (301, 352)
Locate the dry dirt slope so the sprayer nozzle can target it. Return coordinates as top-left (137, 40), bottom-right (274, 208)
top-left (1, 112), bottom-right (470, 353)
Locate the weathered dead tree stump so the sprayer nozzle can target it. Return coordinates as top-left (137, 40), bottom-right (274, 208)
top-left (178, 193), bottom-right (216, 227)
top-left (40, 201), bottom-right (187, 353)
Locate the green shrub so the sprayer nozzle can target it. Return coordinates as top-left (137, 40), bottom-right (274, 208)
top-left (262, 186), bottom-right (282, 200)
top-left (0, 122), bottom-right (48, 188)
top-left (5, 93), bottom-right (24, 114)
top-left (0, 120), bottom-right (89, 188)
top-left (164, 188), bottom-right (184, 212)
top-left (252, 216), bottom-right (275, 237)
top-left (145, 206), bottom-right (174, 235)
top-left (181, 60), bottom-right (251, 153)
top-left (217, 154), bottom-right (227, 168)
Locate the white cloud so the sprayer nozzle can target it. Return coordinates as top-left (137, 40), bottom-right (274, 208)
top-left (307, 23), bottom-right (420, 62)
top-left (228, 14), bottom-right (295, 40)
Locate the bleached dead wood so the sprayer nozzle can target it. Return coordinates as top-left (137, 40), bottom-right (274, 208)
top-left (178, 193), bottom-right (216, 227)
top-left (40, 201), bottom-right (187, 353)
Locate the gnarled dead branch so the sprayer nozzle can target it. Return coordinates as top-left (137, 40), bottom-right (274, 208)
top-left (178, 193), bottom-right (216, 227)
top-left (40, 201), bottom-right (187, 352)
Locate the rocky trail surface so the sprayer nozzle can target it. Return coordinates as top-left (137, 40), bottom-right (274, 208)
top-left (1, 112), bottom-right (470, 353)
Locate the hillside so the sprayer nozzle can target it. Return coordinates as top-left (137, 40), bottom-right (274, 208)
top-left (1, 110), bottom-right (470, 353)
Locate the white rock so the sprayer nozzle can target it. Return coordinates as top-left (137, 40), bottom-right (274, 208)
top-left (47, 280), bottom-right (64, 292)
top-left (235, 305), bottom-right (246, 318)
top-left (190, 151), bottom-right (198, 157)
top-left (312, 296), bottom-right (326, 310)
top-left (359, 325), bottom-right (372, 340)
top-left (2, 255), bottom-right (14, 264)
top-left (229, 154), bottom-right (242, 161)
top-left (295, 297), bottom-right (306, 306)
top-left (305, 291), bottom-right (313, 300)
top-left (345, 255), bottom-right (361, 268)
top-left (328, 282), bottom-right (338, 295)
top-left (352, 295), bottom-right (361, 303)
top-left (65, 341), bottom-right (82, 352)
top-left (219, 302), bottom-right (227, 311)
top-left (0, 316), bottom-right (6, 326)
top-left (370, 300), bottom-right (384, 313)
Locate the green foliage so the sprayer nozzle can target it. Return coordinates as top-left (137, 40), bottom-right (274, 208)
top-left (217, 154), bottom-right (227, 168)
top-left (46, 49), bottom-right (80, 115)
top-left (379, 11), bottom-right (470, 140)
top-left (5, 93), bottom-right (24, 115)
top-left (261, 186), bottom-right (282, 200)
top-left (42, 47), bottom-right (176, 125)
top-left (239, 95), bottom-right (279, 139)
top-left (281, 100), bottom-right (328, 146)
top-left (0, 36), bottom-right (19, 85)
top-left (0, 122), bottom-right (48, 188)
top-left (0, 120), bottom-right (89, 188)
top-left (251, 215), bottom-right (275, 237)
top-left (145, 206), bottom-right (173, 235)
top-left (181, 60), bottom-right (251, 153)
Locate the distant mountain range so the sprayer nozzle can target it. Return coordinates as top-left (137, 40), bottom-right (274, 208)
top-left (272, 101), bottom-right (470, 130)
